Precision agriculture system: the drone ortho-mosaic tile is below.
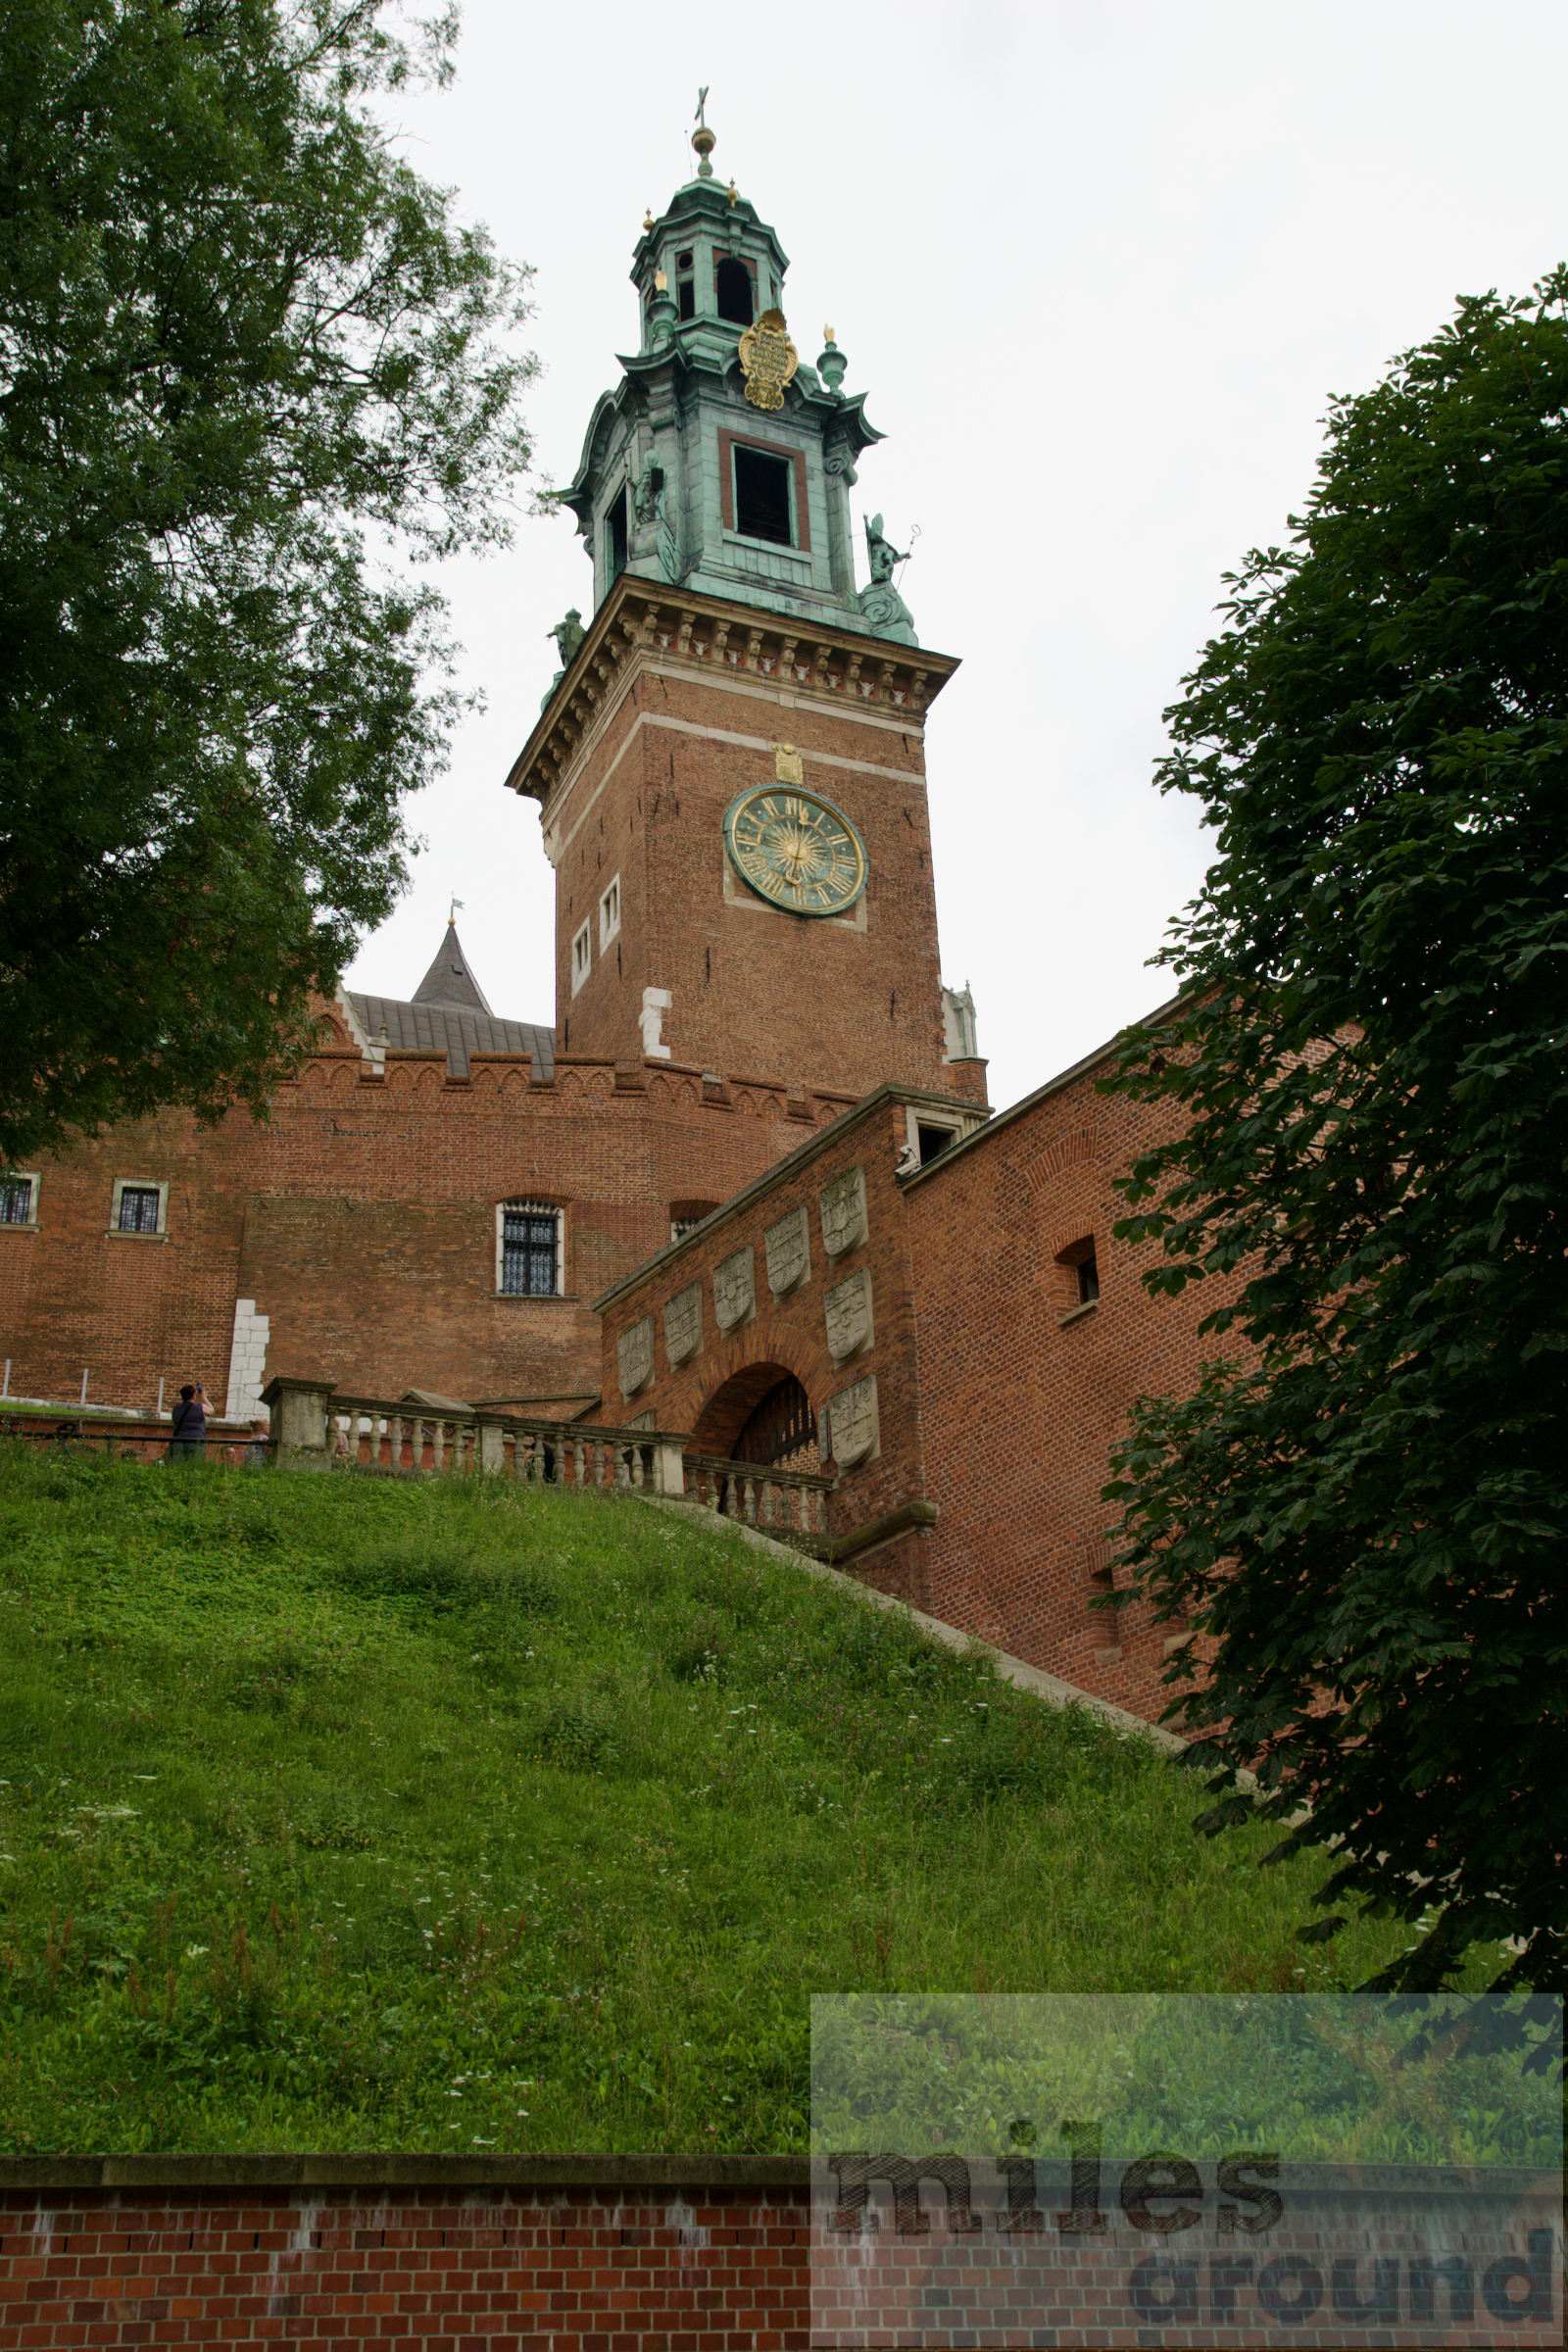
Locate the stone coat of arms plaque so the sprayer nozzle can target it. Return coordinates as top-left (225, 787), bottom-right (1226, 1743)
top-left (663, 1281), bottom-right (703, 1367)
top-left (712, 1245), bottom-right (756, 1332)
top-left (825, 1266), bottom-right (873, 1365)
top-left (830, 1373), bottom-right (878, 1469)
top-left (617, 1314), bottom-right (655, 1399)
top-left (765, 1204), bottom-right (810, 1298)
top-left (819, 1165), bottom-right (867, 1260)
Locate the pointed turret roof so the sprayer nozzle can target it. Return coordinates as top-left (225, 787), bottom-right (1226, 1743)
top-left (412, 921), bottom-right (493, 1016)
top-left (346, 918), bottom-right (553, 1082)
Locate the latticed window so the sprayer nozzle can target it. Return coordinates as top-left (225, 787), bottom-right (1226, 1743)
top-left (0, 1175), bottom-right (32, 1225)
top-left (501, 1202), bottom-right (560, 1297)
top-left (118, 1185), bottom-right (161, 1234)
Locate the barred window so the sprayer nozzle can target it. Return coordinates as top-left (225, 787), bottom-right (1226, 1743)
top-left (500, 1202), bottom-right (561, 1297)
top-left (1, 1175), bottom-right (33, 1225)
top-left (118, 1185), bottom-right (162, 1234)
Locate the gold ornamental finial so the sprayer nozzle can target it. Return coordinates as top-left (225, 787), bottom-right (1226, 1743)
top-left (692, 84), bottom-right (715, 178)
top-left (727, 179), bottom-right (739, 206)
top-left (823, 324), bottom-right (836, 344)
top-left (643, 208), bottom-right (655, 231)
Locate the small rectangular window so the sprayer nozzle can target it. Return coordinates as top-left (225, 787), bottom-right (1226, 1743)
top-left (733, 445), bottom-right (793, 546)
top-left (1, 1175), bottom-right (34, 1225)
top-left (117, 1185), bottom-right (162, 1234)
top-left (916, 1122), bottom-right (957, 1167)
top-left (676, 249), bottom-right (695, 321)
top-left (599, 874), bottom-right (620, 952)
top-left (500, 1202), bottom-right (561, 1298)
top-left (1055, 1235), bottom-right (1100, 1316)
top-left (570, 917), bottom-right (592, 996)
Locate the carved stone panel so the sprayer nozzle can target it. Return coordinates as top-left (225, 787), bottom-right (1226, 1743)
top-left (663, 1280), bottom-right (703, 1367)
top-left (819, 1165), bottom-right (867, 1260)
top-left (830, 1372), bottom-right (879, 1469)
top-left (617, 1314), bottom-right (655, 1399)
top-left (765, 1204), bottom-right (810, 1298)
top-left (712, 1245), bottom-right (756, 1333)
top-left (825, 1266), bottom-right (874, 1365)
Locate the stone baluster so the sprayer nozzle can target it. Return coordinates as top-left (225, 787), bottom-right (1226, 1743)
top-left (630, 1446), bottom-right (645, 1491)
top-left (572, 1435), bottom-right (586, 1490)
top-left (742, 1473), bottom-right (756, 1525)
top-left (614, 1444), bottom-right (630, 1492)
top-left (432, 1418), bottom-right (446, 1472)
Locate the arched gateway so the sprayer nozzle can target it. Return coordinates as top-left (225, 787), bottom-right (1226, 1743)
top-left (689, 1361), bottom-right (821, 1474)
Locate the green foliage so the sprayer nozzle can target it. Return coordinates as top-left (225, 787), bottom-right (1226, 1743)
top-left (1103, 272), bottom-right (1568, 1993)
top-left (810, 1993), bottom-right (1560, 2167)
top-left (0, 0), bottom-right (535, 1161)
top-left (0, 1446), bottom-right (1431, 2154)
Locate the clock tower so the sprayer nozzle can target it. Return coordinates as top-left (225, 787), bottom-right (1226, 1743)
top-left (505, 108), bottom-right (979, 1108)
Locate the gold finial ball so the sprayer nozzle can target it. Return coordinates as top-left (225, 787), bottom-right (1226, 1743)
top-left (692, 123), bottom-right (716, 178)
top-left (643, 208), bottom-right (655, 231)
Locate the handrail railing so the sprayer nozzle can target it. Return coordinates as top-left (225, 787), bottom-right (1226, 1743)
top-left (261, 1379), bottom-right (838, 1542)
top-left (681, 1449), bottom-right (835, 1542)
top-left (321, 1396), bottom-right (688, 1494)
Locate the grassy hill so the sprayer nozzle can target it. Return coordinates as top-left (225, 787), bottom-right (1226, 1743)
top-left (0, 1444), bottom-right (1420, 2155)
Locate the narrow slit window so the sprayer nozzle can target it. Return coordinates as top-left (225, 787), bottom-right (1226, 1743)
top-left (570, 918), bottom-right (592, 995)
top-left (715, 255), bottom-right (754, 325)
top-left (1077, 1251), bottom-right (1101, 1305)
top-left (599, 874), bottom-right (620, 951)
top-left (675, 250), bottom-right (695, 321)
top-left (733, 445), bottom-right (792, 546)
top-left (501, 1203), bottom-right (561, 1298)
top-left (606, 484), bottom-right (628, 580)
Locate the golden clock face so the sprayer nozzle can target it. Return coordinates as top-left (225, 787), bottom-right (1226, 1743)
top-left (722, 785), bottom-right (868, 917)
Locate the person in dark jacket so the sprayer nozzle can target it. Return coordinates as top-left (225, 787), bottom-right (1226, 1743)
top-left (170, 1381), bottom-right (207, 1461)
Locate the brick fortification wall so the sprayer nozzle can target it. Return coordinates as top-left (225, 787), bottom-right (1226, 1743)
top-left (901, 1042), bottom-right (1242, 1726)
top-left (0, 1043), bottom-right (858, 1420)
top-left (0, 2162), bottom-right (808, 2350)
top-left (593, 1047), bottom-right (1235, 1730)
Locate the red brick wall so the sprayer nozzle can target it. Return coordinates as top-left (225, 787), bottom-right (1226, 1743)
top-left (0, 1045), bottom-right (860, 1420)
top-left (903, 1053), bottom-right (1240, 1726)
top-left (548, 658), bottom-right (957, 1102)
top-left (0, 2169), bottom-right (808, 2350)
top-left (594, 1087), bottom-right (969, 1543)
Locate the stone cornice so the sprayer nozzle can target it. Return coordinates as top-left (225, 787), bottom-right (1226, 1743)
top-left (503, 574), bottom-right (958, 811)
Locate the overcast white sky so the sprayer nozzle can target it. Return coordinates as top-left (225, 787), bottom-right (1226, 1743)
top-left (345, 0), bottom-right (1568, 1114)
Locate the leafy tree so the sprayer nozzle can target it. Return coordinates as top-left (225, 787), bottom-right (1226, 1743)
top-left (0, 0), bottom-right (534, 1162)
top-left (1105, 274), bottom-right (1568, 1994)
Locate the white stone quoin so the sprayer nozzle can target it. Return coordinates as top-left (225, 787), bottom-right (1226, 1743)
top-left (224, 1298), bottom-right (270, 1422)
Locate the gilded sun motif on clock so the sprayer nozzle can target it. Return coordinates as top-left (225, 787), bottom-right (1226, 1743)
top-left (721, 785), bottom-right (868, 917)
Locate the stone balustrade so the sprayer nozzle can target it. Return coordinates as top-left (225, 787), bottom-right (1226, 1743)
top-left (681, 1449), bottom-right (835, 1542)
top-left (261, 1377), bottom-right (687, 1496)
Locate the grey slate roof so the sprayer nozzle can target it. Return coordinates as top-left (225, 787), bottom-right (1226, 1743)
top-left (347, 923), bottom-right (554, 1082)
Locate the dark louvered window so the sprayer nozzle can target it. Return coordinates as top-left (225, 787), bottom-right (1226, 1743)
top-left (501, 1203), bottom-right (560, 1297)
top-left (0, 1175), bottom-right (32, 1224)
top-left (118, 1185), bottom-right (161, 1233)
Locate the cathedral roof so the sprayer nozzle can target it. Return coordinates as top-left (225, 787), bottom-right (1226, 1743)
top-left (346, 921), bottom-right (553, 1081)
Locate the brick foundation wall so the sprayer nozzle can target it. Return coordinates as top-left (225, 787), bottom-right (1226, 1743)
top-left (0, 2158), bottom-right (808, 2351)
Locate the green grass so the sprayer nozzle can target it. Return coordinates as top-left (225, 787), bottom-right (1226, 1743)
top-left (0, 1443), bottom-right (1423, 2155)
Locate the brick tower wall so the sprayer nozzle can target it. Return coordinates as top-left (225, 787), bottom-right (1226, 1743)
top-left (543, 632), bottom-right (959, 1102)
